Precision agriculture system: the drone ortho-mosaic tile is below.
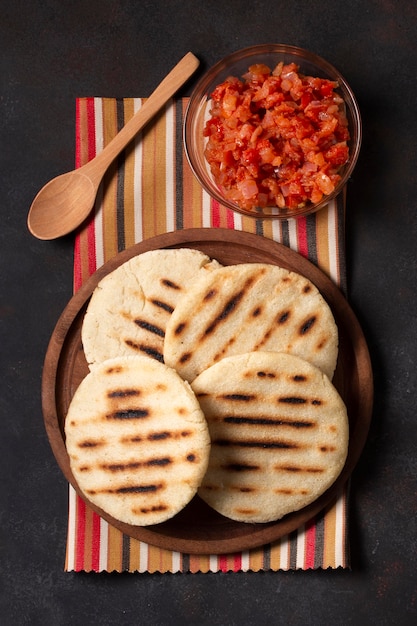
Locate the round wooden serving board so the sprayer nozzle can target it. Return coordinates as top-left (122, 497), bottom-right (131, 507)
top-left (42, 228), bottom-right (373, 554)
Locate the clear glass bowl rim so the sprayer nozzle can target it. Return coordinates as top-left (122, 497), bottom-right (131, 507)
top-left (184, 44), bottom-right (362, 219)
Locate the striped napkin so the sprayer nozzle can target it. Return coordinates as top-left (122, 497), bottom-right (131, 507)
top-left (66, 97), bottom-right (350, 572)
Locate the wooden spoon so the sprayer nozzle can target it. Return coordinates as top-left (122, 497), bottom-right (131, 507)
top-left (27, 52), bottom-right (199, 240)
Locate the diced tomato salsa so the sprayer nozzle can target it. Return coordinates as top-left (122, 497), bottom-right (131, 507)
top-left (203, 62), bottom-right (350, 212)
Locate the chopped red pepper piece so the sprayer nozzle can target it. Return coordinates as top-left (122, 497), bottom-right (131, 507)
top-left (204, 62), bottom-right (350, 212)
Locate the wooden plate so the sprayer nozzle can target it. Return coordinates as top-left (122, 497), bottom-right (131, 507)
top-left (42, 228), bottom-right (373, 554)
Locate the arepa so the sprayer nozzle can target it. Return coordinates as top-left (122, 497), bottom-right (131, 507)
top-left (191, 351), bottom-right (348, 523)
top-left (164, 263), bottom-right (338, 381)
top-left (82, 248), bottom-right (221, 368)
top-left (65, 355), bottom-right (211, 526)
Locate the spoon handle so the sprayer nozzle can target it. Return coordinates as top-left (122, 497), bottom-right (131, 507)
top-left (81, 52), bottom-right (199, 184)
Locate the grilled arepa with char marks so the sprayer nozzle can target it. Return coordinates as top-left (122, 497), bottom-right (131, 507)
top-left (65, 356), bottom-right (210, 526)
top-left (164, 263), bottom-right (338, 382)
top-left (191, 351), bottom-right (348, 523)
top-left (82, 248), bottom-right (221, 368)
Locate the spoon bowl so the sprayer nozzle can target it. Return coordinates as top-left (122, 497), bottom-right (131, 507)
top-left (27, 52), bottom-right (199, 240)
top-left (28, 172), bottom-right (97, 239)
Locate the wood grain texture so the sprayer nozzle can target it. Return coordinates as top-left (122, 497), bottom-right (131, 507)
top-left (42, 229), bottom-right (373, 554)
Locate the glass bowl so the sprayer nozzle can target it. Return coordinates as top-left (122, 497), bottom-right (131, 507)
top-left (184, 44), bottom-right (362, 219)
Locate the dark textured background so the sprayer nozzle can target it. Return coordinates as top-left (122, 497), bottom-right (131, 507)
top-left (1, 1), bottom-right (416, 624)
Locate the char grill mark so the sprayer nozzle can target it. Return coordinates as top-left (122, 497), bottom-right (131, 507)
top-left (204, 288), bottom-right (217, 301)
top-left (120, 435), bottom-right (142, 444)
top-left (274, 464), bottom-right (324, 473)
top-left (100, 457), bottom-right (172, 472)
top-left (134, 319), bottom-right (165, 338)
top-left (221, 393), bottom-right (256, 402)
top-left (200, 484), bottom-right (219, 492)
top-left (221, 463), bottom-right (260, 472)
top-left (78, 439), bottom-right (104, 449)
top-left (278, 394), bottom-right (321, 407)
top-left (256, 371), bottom-right (276, 379)
top-left (87, 483), bottom-right (164, 495)
top-left (212, 336), bottom-right (236, 365)
top-left (174, 322), bottom-right (187, 335)
top-left (148, 457), bottom-right (172, 467)
top-left (214, 438), bottom-right (300, 450)
top-left (102, 461), bottom-right (141, 471)
top-left (277, 310), bottom-right (290, 324)
top-left (124, 339), bottom-right (164, 362)
top-left (234, 507), bottom-right (257, 516)
top-left (254, 309), bottom-right (293, 351)
top-left (149, 431), bottom-right (170, 441)
top-left (150, 298), bottom-right (174, 314)
top-left (138, 345), bottom-right (163, 362)
top-left (115, 484), bottom-right (163, 494)
top-left (179, 352), bottom-right (191, 364)
top-left (223, 416), bottom-right (315, 428)
top-left (106, 408), bottom-right (150, 420)
top-left (108, 388), bottom-right (141, 398)
top-left (106, 365), bottom-right (123, 374)
top-left (274, 488), bottom-right (309, 496)
top-left (147, 429), bottom-right (192, 441)
top-left (203, 290), bottom-right (245, 337)
top-left (278, 396), bottom-right (306, 404)
top-left (161, 278), bottom-right (180, 290)
top-left (133, 504), bottom-right (168, 515)
top-left (253, 332), bottom-right (271, 352)
top-left (299, 315), bottom-right (317, 335)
